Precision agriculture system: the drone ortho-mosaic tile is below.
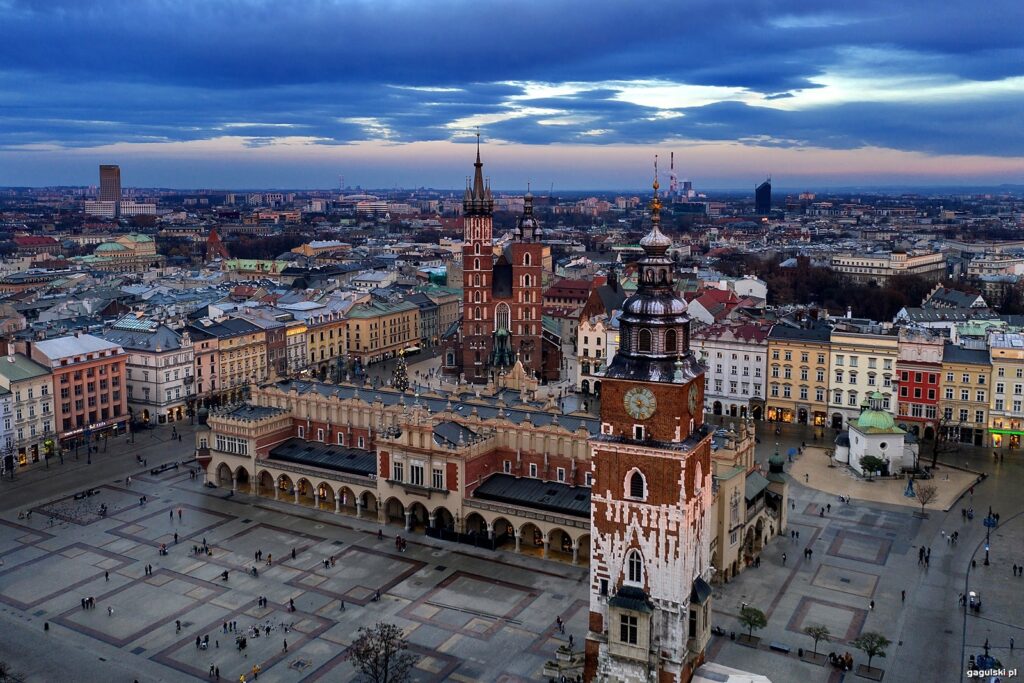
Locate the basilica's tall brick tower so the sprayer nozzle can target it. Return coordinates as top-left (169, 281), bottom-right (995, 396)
top-left (585, 168), bottom-right (713, 683)
top-left (458, 139), bottom-right (545, 383)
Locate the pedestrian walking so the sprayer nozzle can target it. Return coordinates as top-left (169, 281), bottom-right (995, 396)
top-left (826, 503), bottom-right (831, 513)
top-left (108, 606), bottom-right (114, 617)
top-left (126, 476), bottom-right (131, 487)
top-left (215, 667), bottom-right (220, 680)
top-left (869, 600), bottom-right (874, 611)
top-left (177, 507), bottom-right (183, 521)
top-left (805, 473), bottom-right (809, 483)
top-left (196, 636), bottom-right (202, 649)
top-left (210, 664), bottom-right (215, 678)
top-left (1011, 637), bottom-right (1015, 651)
top-left (901, 590), bottom-right (905, 602)
top-left (169, 510), bottom-right (173, 522)
top-left (291, 548), bottom-right (296, 560)
top-left (569, 634), bottom-right (574, 648)
top-left (105, 571), bottom-right (109, 581)
top-left (782, 553), bottom-right (787, 565)
top-left (174, 532), bottom-right (178, 544)
top-left (283, 639), bottom-right (288, 653)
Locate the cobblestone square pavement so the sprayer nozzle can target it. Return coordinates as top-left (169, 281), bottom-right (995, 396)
top-left (0, 428), bottom-right (588, 682)
top-left (704, 421), bottom-right (1024, 683)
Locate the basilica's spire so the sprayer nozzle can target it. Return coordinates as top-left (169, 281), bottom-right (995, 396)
top-left (472, 132), bottom-right (485, 200)
top-left (463, 131), bottom-right (494, 216)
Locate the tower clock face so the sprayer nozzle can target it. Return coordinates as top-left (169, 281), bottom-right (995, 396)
top-left (624, 387), bottom-right (657, 420)
top-left (688, 383), bottom-right (699, 414)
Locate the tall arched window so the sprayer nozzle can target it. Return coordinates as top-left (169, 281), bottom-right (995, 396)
top-left (474, 243), bottom-right (481, 254)
top-left (629, 470), bottom-right (645, 498)
top-left (523, 253), bottom-right (531, 266)
top-left (496, 303), bottom-right (511, 332)
top-left (523, 274), bottom-right (532, 287)
top-left (638, 329), bottom-right (652, 353)
top-left (627, 550), bottom-right (643, 585)
top-left (474, 258), bottom-right (480, 270)
top-left (473, 291), bottom-right (481, 303)
top-left (474, 307), bottom-right (482, 320)
top-left (473, 274), bottom-right (480, 286)
top-left (665, 329), bottom-right (677, 353)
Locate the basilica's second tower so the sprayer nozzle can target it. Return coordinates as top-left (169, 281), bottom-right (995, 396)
top-left (585, 168), bottom-right (713, 683)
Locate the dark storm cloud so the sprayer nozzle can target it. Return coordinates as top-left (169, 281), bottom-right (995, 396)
top-left (0, 0), bottom-right (1021, 159)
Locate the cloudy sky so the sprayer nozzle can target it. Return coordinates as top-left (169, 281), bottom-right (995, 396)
top-left (1, 0), bottom-right (1023, 190)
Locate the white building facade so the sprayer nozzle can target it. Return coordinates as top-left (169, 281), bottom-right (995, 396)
top-left (692, 322), bottom-right (770, 419)
top-left (103, 318), bottom-right (195, 424)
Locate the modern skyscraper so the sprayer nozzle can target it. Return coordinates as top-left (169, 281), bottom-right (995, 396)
top-left (99, 165), bottom-right (121, 202)
top-left (586, 170), bottom-right (713, 682)
top-left (755, 177), bottom-right (771, 215)
top-left (99, 164), bottom-right (122, 217)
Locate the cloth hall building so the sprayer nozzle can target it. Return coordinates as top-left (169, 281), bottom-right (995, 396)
top-left (199, 172), bottom-right (715, 683)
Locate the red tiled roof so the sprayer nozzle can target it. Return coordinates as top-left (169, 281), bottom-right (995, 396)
top-left (13, 235), bottom-right (59, 246)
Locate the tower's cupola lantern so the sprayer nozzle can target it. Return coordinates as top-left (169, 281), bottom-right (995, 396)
top-left (605, 159), bottom-right (700, 385)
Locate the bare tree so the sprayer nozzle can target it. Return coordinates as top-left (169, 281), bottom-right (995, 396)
top-left (803, 624), bottom-right (831, 656)
top-left (852, 631), bottom-right (891, 671)
top-left (915, 483), bottom-right (938, 517)
top-left (345, 622), bottom-right (417, 683)
top-left (930, 419), bottom-right (961, 469)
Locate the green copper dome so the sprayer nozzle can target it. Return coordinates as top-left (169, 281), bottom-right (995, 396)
top-left (853, 391), bottom-right (900, 432)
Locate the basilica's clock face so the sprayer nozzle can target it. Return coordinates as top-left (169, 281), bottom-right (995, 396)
top-left (624, 387), bottom-right (657, 420)
top-left (688, 383), bottom-right (699, 414)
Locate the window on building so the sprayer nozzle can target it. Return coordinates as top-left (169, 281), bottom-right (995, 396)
top-left (557, 467), bottom-right (566, 482)
top-left (629, 471), bottom-right (645, 499)
top-left (638, 329), bottom-right (652, 353)
top-left (392, 461), bottom-right (404, 482)
top-left (633, 425), bottom-right (645, 440)
top-left (975, 410), bottom-right (985, 423)
top-left (529, 463), bottom-right (538, 477)
top-left (410, 463), bottom-right (424, 487)
top-left (620, 614), bottom-right (639, 645)
top-left (585, 472), bottom-right (593, 487)
top-left (627, 550), bottom-right (643, 584)
top-left (503, 460), bottom-right (511, 473)
top-left (665, 329), bottom-right (677, 352)
top-left (358, 436), bottom-right (365, 448)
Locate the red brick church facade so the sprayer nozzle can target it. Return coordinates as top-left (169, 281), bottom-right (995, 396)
top-left (445, 143), bottom-right (550, 384)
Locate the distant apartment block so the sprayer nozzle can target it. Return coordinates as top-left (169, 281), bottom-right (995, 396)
top-left (830, 250), bottom-right (947, 285)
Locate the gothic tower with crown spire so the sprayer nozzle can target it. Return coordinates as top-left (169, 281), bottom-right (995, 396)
top-left (449, 138), bottom-right (550, 383)
top-left (584, 162), bottom-right (713, 683)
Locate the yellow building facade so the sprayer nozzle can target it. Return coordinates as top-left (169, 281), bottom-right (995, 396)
top-left (344, 301), bottom-right (420, 366)
top-left (766, 323), bottom-right (832, 426)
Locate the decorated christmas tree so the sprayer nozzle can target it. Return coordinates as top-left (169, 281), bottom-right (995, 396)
top-left (392, 352), bottom-right (410, 392)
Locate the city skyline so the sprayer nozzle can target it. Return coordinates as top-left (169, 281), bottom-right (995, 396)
top-left (1, 0), bottom-right (1023, 188)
